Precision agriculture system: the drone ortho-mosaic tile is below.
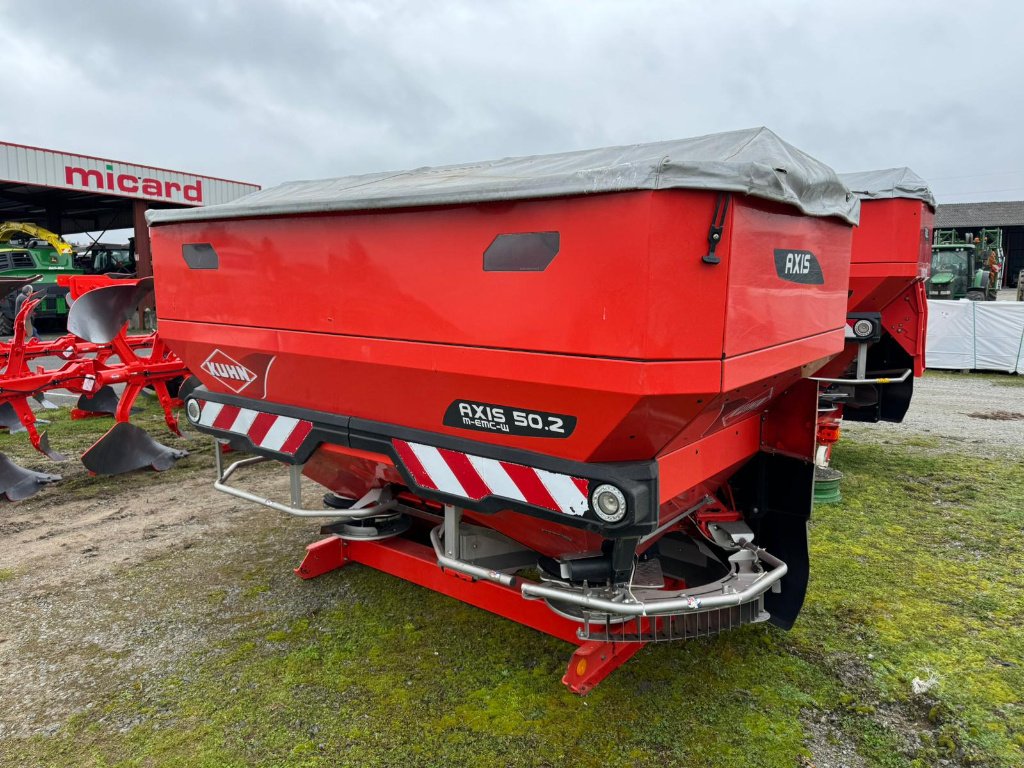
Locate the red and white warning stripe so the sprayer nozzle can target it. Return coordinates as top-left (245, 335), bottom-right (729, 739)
top-left (392, 439), bottom-right (589, 517)
top-left (195, 400), bottom-right (312, 455)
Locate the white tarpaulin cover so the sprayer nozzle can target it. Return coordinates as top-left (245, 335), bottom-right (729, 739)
top-left (838, 167), bottom-right (936, 210)
top-left (926, 300), bottom-right (1024, 373)
top-left (148, 127), bottom-right (859, 227)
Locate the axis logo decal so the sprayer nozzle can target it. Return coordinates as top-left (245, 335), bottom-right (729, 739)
top-left (774, 248), bottom-right (824, 285)
top-left (201, 349), bottom-right (257, 393)
top-left (443, 399), bottom-right (576, 438)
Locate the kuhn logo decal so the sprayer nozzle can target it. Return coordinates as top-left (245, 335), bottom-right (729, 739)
top-left (774, 249), bottom-right (824, 285)
top-left (201, 350), bottom-right (257, 393)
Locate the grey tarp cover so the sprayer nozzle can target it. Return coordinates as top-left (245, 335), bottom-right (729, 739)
top-left (148, 127), bottom-right (859, 227)
top-left (839, 168), bottom-right (936, 210)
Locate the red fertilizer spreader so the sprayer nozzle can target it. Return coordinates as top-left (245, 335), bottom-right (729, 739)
top-left (810, 170), bottom-right (934, 470)
top-left (149, 128), bottom-right (866, 692)
top-left (821, 169), bottom-right (933, 414)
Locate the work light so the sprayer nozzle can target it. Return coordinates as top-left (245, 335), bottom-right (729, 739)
top-left (852, 319), bottom-right (874, 338)
top-left (591, 484), bottom-right (627, 523)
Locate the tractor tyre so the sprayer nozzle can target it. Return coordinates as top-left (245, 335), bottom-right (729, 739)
top-left (0, 313), bottom-right (12, 337)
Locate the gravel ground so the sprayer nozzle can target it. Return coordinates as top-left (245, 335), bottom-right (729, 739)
top-left (0, 454), bottom-right (337, 740)
top-left (843, 372), bottom-right (1024, 458)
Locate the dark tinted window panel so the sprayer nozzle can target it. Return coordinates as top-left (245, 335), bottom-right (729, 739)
top-left (483, 232), bottom-right (559, 272)
top-left (182, 243), bottom-right (219, 270)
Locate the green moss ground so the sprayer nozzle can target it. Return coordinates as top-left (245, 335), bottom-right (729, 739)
top-left (1, 432), bottom-right (1021, 767)
top-left (990, 376), bottom-right (1024, 388)
top-left (924, 370), bottom-right (1024, 388)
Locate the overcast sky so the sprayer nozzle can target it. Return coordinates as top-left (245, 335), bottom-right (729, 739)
top-left (3, 0), bottom-right (1023, 204)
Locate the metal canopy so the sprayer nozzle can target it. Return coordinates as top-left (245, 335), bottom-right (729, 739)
top-left (0, 180), bottom-right (183, 234)
top-left (0, 140), bottom-right (260, 235)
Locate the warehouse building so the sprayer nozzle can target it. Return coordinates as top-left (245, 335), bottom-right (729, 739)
top-left (0, 141), bottom-right (259, 280)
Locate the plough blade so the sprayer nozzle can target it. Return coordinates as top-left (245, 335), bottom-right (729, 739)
top-left (0, 453), bottom-right (61, 501)
top-left (82, 421), bottom-right (188, 475)
top-left (75, 385), bottom-right (121, 416)
top-left (0, 402), bottom-right (22, 432)
top-left (32, 394), bottom-right (60, 411)
top-left (0, 403), bottom-right (61, 460)
top-left (0, 403), bottom-right (50, 435)
top-left (67, 277), bottom-right (154, 344)
top-left (37, 431), bottom-right (67, 462)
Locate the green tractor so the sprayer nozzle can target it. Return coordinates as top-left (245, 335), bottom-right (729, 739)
top-left (927, 228), bottom-right (1003, 301)
top-left (72, 241), bottom-right (136, 275)
top-left (0, 222), bottom-right (85, 335)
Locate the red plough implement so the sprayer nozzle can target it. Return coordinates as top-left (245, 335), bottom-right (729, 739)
top-left (149, 129), bottom-right (928, 692)
top-left (0, 275), bottom-right (188, 499)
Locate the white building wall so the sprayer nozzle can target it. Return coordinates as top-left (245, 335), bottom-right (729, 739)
top-left (0, 142), bottom-right (259, 207)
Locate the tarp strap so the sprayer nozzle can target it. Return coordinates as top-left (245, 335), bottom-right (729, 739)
top-left (702, 192), bottom-right (731, 265)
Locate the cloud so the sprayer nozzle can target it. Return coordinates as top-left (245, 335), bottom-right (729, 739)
top-left (2, 0), bottom-right (1023, 201)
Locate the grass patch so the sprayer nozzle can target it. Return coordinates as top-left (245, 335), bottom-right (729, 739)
top-left (899, 435), bottom-right (941, 449)
top-left (989, 375), bottom-right (1024, 388)
top-left (242, 584), bottom-right (270, 599)
top-left (923, 369), bottom-right (971, 381)
top-left (1, 435), bottom-right (1021, 767)
top-left (924, 369), bottom-right (1024, 387)
top-left (802, 442), bottom-right (1024, 766)
top-left (0, 567), bottom-right (16, 582)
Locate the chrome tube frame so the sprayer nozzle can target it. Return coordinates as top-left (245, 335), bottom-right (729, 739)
top-left (810, 367), bottom-right (912, 386)
top-left (429, 524), bottom-right (518, 588)
top-left (519, 546), bottom-right (787, 617)
top-left (212, 442), bottom-right (404, 520)
top-left (213, 445), bottom-right (786, 619)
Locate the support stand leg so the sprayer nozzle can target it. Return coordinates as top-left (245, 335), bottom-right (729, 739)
top-left (294, 536), bottom-right (348, 580)
top-left (562, 640), bottom-right (646, 695)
